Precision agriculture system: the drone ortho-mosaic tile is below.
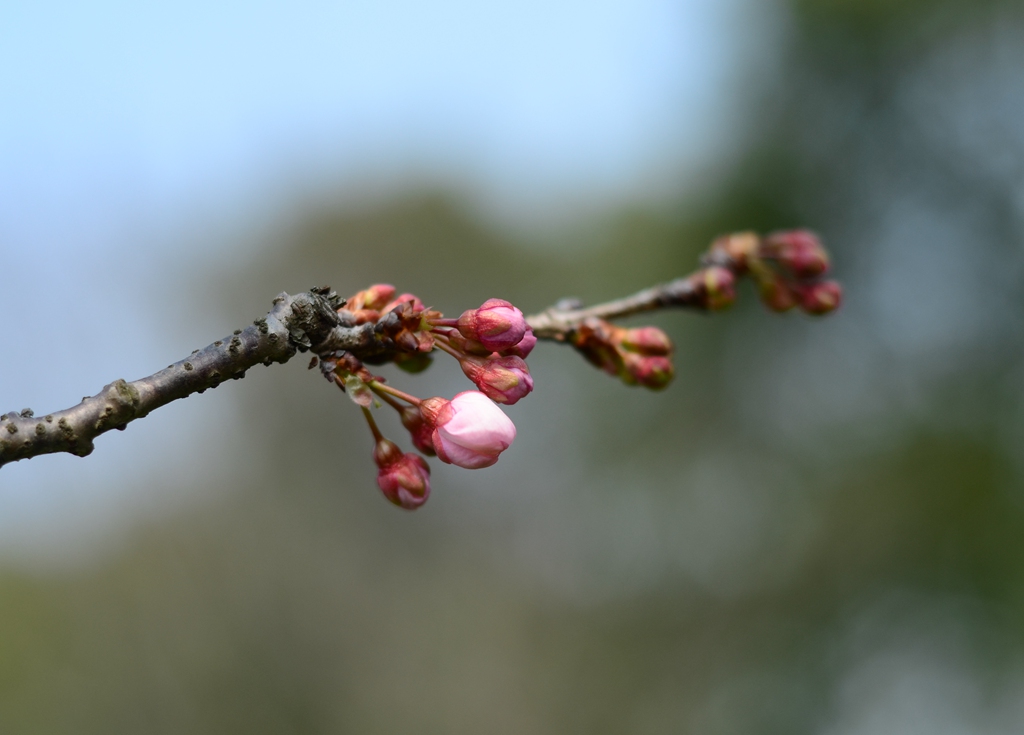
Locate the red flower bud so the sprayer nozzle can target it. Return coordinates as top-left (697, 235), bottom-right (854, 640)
top-left (794, 280), bottom-right (842, 315)
top-left (708, 231), bottom-right (761, 272)
top-left (702, 266), bottom-right (737, 311)
top-left (373, 438), bottom-right (431, 510)
top-left (619, 326), bottom-right (672, 356)
top-left (457, 298), bottom-right (528, 352)
top-left (400, 406), bottom-right (436, 456)
top-left (761, 230), bottom-right (830, 279)
top-left (459, 355), bottom-right (534, 405)
top-left (420, 391), bottom-right (516, 469)
top-left (621, 353), bottom-right (674, 390)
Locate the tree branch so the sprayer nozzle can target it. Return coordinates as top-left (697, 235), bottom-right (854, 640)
top-left (526, 271), bottom-right (711, 340)
top-left (0, 290), bottom-right (370, 468)
top-left (1, 232), bottom-right (838, 468)
top-left (524, 248), bottom-right (741, 341)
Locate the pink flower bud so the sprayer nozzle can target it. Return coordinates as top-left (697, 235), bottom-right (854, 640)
top-left (460, 355), bottom-right (534, 405)
top-left (619, 326), bottom-right (672, 356)
top-left (501, 327), bottom-right (537, 359)
top-left (373, 438), bottom-right (431, 510)
top-left (400, 406), bottom-right (436, 456)
top-left (794, 280), bottom-right (843, 315)
top-left (344, 283), bottom-right (397, 313)
top-left (761, 230), bottom-right (830, 279)
top-left (383, 293), bottom-right (426, 314)
top-left (362, 284), bottom-right (397, 311)
top-left (621, 353), bottom-right (674, 390)
top-left (420, 391), bottom-right (516, 469)
top-left (702, 266), bottom-right (737, 311)
top-left (457, 298), bottom-right (528, 352)
top-left (708, 231), bottom-right (761, 272)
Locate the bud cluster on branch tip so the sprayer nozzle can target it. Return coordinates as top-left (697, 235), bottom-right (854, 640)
top-left (373, 437), bottom-right (431, 510)
top-left (682, 266), bottom-right (738, 312)
top-left (330, 286), bottom-right (532, 507)
top-left (419, 391), bottom-right (516, 469)
top-left (570, 318), bottom-right (674, 390)
top-left (706, 230), bottom-right (842, 315)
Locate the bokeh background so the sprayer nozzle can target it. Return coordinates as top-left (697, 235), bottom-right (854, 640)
top-left (3, 0), bottom-right (1024, 732)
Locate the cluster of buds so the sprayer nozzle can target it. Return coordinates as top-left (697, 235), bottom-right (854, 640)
top-left (319, 233), bottom-right (840, 509)
top-left (707, 229), bottom-right (843, 315)
top-left (569, 318), bottom-right (674, 390)
top-left (325, 286), bottom-right (536, 511)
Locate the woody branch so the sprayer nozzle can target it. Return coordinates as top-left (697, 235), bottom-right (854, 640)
top-left (0, 230), bottom-right (840, 469)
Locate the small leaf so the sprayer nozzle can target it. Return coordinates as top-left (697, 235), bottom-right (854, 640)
top-left (343, 374), bottom-right (374, 407)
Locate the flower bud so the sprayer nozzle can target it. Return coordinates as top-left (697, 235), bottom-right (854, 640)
top-left (460, 355), bottom-right (534, 405)
top-left (501, 327), bottom-right (537, 359)
top-left (708, 231), bottom-right (761, 272)
top-left (757, 276), bottom-right (798, 312)
top-left (400, 406), bottom-right (436, 456)
top-left (373, 438), bottom-right (431, 510)
top-left (702, 266), bottom-right (737, 311)
top-left (794, 280), bottom-right (842, 315)
top-left (619, 326), bottom-right (672, 356)
top-left (349, 283), bottom-right (396, 311)
top-left (760, 230), bottom-right (830, 279)
top-left (621, 353), bottom-right (674, 390)
top-left (420, 391), bottom-right (516, 469)
top-left (570, 318), bottom-right (624, 376)
top-left (457, 298), bottom-right (528, 352)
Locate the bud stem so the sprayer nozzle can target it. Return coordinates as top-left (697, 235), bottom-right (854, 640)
top-left (432, 338), bottom-right (465, 361)
top-left (361, 406), bottom-right (384, 443)
top-left (368, 381), bottom-right (422, 407)
top-left (372, 388), bottom-right (406, 412)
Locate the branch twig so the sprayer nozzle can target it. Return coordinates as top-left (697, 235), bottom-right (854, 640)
top-left (1, 235), bottom-right (832, 469)
top-left (0, 290), bottom-right (367, 468)
top-left (527, 273), bottom-right (710, 340)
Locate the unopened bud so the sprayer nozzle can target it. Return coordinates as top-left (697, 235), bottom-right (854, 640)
top-left (621, 353), bottom-right (674, 390)
top-left (703, 266), bottom-right (737, 311)
top-left (501, 327), bottom-right (537, 359)
top-left (400, 406), bottom-right (436, 456)
top-left (457, 298), bottom-right (528, 352)
top-left (570, 319), bottom-right (624, 376)
top-left (761, 230), bottom-right (829, 279)
top-left (708, 231), bottom-right (761, 272)
top-left (794, 280), bottom-right (842, 315)
top-left (362, 284), bottom-right (397, 311)
top-left (460, 355), bottom-right (534, 405)
top-left (373, 438), bottom-right (430, 510)
top-left (619, 326), bottom-right (672, 356)
top-left (421, 391), bottom-right (516, 469)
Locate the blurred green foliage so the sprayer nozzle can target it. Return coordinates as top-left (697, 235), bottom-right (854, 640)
top-left (3, 0), bottom-right (1024, 732)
